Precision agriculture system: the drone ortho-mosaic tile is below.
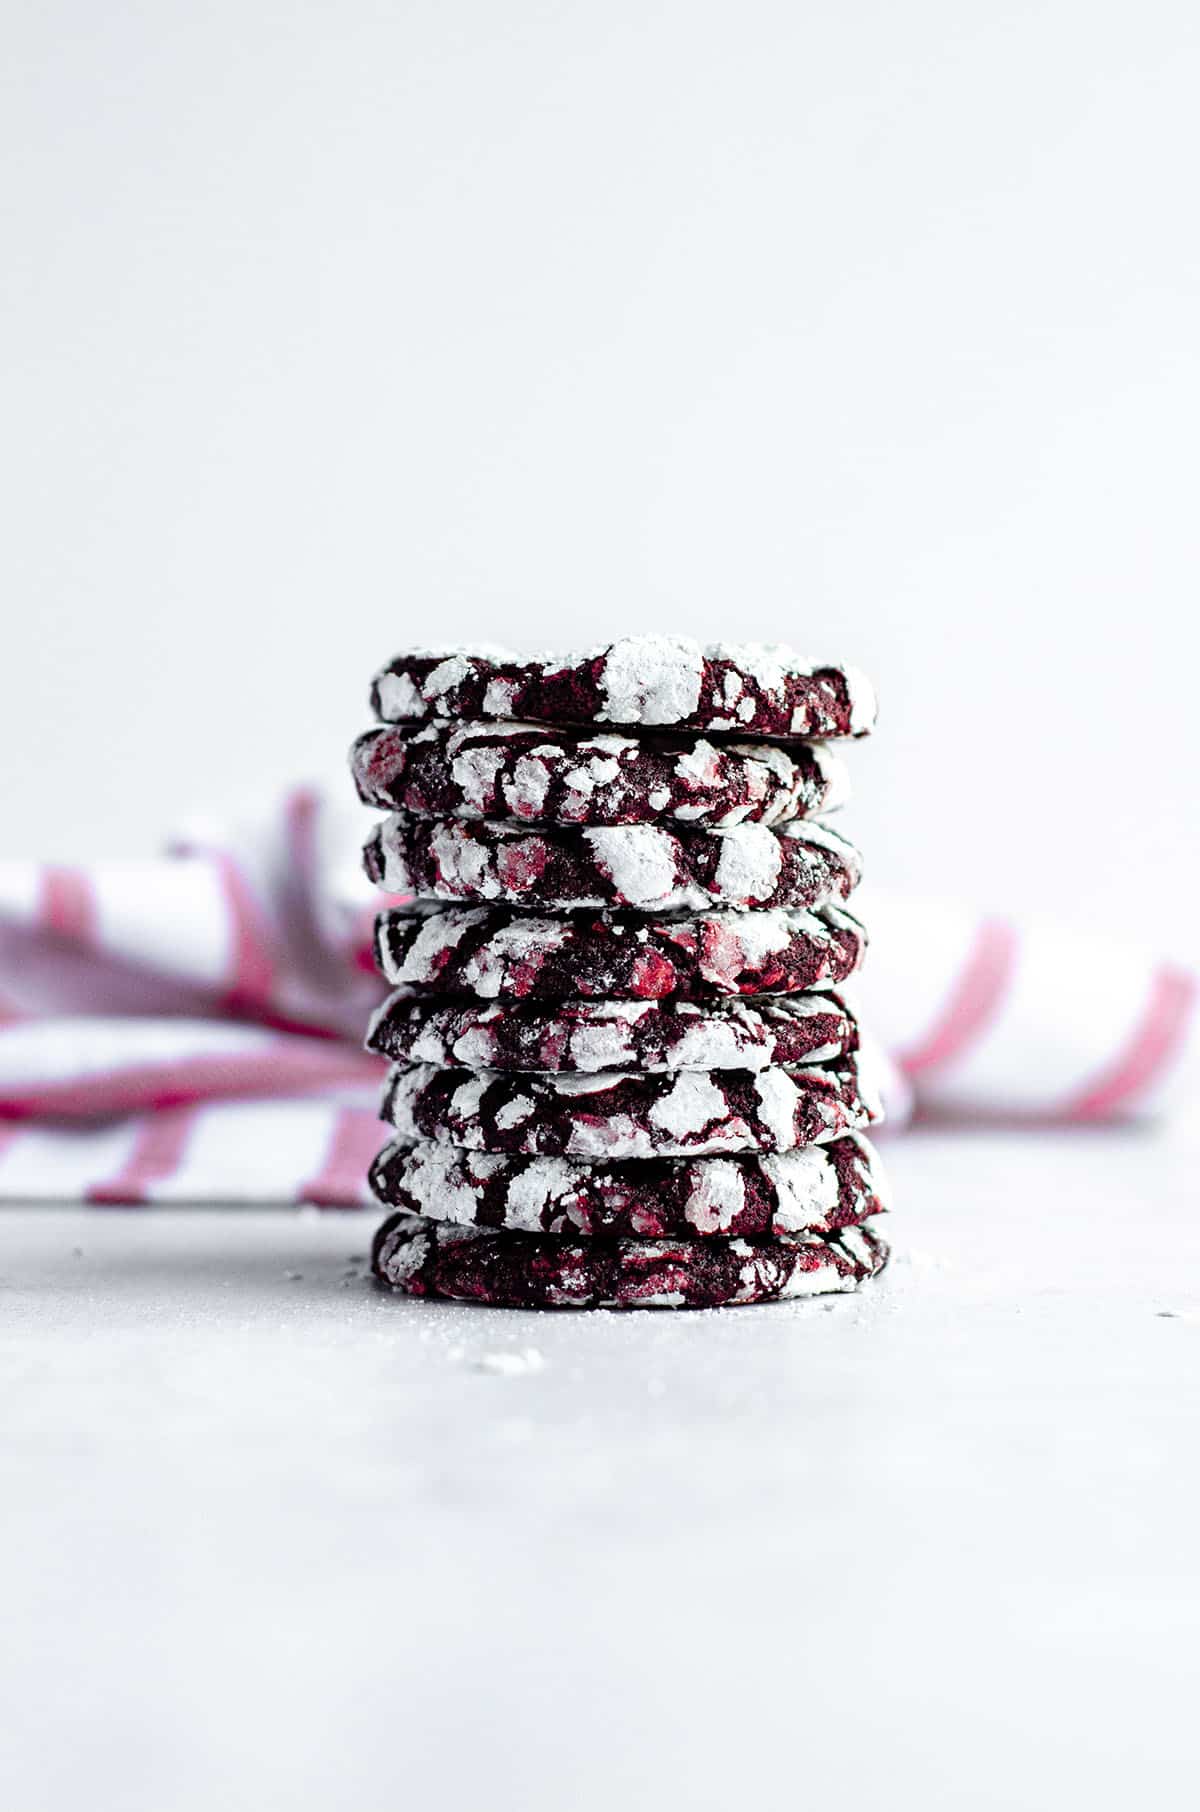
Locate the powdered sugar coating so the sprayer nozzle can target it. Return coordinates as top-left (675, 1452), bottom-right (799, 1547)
top-left (351, 721), bottom-right (848, 827)
top-left (373, 901), bottom-right (867, 1000)
top-left (597, 636), bottom-right (705, 724)
top-left (370, 637), bottom-right (876, 741)
top-left (371, 1207), bottom-right (889, 1308)
top-left (382, 1056), bottom-right (879, 1157)
top-left (369, 1132), bottom-right (890, 1238)
top-left (366, 991), bottom-right (860, 1073)
top-left (364, 814), bottom-right (861, 912)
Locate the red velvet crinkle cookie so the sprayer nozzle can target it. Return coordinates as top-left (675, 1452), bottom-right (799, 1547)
top-left (369, 637), bottom-right (876, 742)
top-left (371, 1210), bottom-right (888, 1309)
top-left (363, 814), bottom-right (861, 913)
top-left (367, 991), bottom-right (859, 1073)
top-left (373, 902), bottom-right (867, 1000)
top-left (351, 721), bottom-right (849, 827)
top-left (382, 1056), bottom-right (881, 1157)
top-left (369, 1132), bottom-right (890, 1239)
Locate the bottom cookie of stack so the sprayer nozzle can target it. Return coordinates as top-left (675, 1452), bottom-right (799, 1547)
top-left (372, 1210), bottom-right (888, 1310)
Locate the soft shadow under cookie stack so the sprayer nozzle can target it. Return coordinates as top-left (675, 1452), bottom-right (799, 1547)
top-left (353, 635), bottom-right (891, 1310)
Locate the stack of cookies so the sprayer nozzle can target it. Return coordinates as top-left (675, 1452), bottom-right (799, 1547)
top-left (353, 635), bottom-right (891, 1311)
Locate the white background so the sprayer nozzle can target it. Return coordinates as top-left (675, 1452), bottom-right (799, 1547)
top-left (3, 0), bottom-right (1198, 926)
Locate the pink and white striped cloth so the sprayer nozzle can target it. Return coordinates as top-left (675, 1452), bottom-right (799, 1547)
top-left (0, 788), bottom-right (1194, 1206)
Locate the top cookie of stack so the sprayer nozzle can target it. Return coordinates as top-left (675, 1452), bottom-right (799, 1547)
top-left (368, 636), bottom-right (876, 741)
top-left (356, 636), bottom-right (889, 1310)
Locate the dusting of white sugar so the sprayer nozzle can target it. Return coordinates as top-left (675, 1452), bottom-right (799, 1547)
top-left (752, 1068), bottom-right (803, 1150)
top-left (761, 1149), bottom-right (840, 1230)
top-left (713, 825), bottom-right (784, 903)
top-left (583, 826), bottom-right (678, 906)
top-left (503, 1159), bottom-right (580, 1230)
top-left (648, 1072), bottom-right (726, 1139)
top-left (596, 637), bottom-right (704, 725)
top-left (684, 1159), bottom-right (746, 1233)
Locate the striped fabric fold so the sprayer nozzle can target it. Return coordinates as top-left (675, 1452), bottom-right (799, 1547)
top-left (0, 790), bottom-right (1194, 1205)
top-left (862, 893), bottom-right (1199, 1125)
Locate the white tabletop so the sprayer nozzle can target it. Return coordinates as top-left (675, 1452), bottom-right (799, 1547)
top-left (3, 1126), bottom-right (1198, 1811)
